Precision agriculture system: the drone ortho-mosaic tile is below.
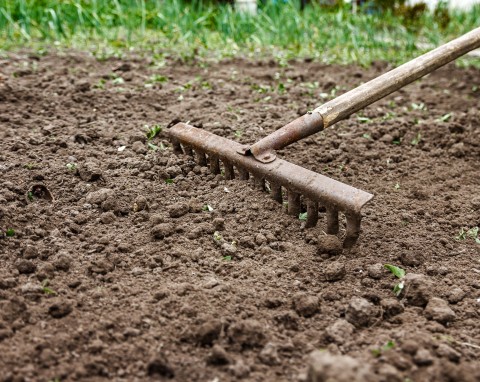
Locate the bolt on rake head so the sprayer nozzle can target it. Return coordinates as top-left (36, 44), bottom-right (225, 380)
top-left (167, 123), bottom-right (374, 248)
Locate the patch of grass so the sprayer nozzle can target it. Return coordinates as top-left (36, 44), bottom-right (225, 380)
top-left (1, 1), bottom-right (479, 67)
top-left (372, 340), bottom-right (395, 357)
top-left (299, 212), bottom-right (307, 221)
top-left (5, 228), bottom-right (15, 237)
top-left (145, 124), bottom-right (162, 140)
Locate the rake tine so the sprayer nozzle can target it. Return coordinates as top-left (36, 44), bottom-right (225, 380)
top-left (270, 183), bottom-right (282, 203)
top-left (209, 155), bottom-right (221, 174)
top-left (172, 139), bottom-right (183, 154)
top-left (196, 150), bottom-right (207, 166)
top-left (183, 145), bottom-right (193, 156)
top-left (344, 213), bottom-right (362, 248)
top-left (326, 208), bottom-right (339, 234)
top-left (287, 190), bottom-right (301, 216)
top-left (305, 200), bottom-right (318, 228)
top-left (238, 168), bottom-right (250, 180)
top-left (254, 177), bottom-right (265, 191)
top-left (224, 160), bottom-right (235, 180)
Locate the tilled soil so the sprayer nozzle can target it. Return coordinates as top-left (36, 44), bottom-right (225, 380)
top-left (0, 51), bottom-right (479, 382)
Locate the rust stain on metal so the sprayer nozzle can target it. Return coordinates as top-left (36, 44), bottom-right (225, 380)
top-left (168, 123), bottom-right (374, 247)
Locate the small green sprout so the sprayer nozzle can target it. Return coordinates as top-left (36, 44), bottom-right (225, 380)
top-left (437, 113), bottom-right (452, 122)
top-left (277, 83), bottom-right (286, 94)
top-left (148, 142), bottom-right (158, 151)
top-left (24, 163), bottom-right (37, 169)
top-left (165, 179), bottom-right (174, 184)
top-left (202, 204), bottom-right (214, 212)
top-left (148, 74), bottom-right (168, 83)
top-left (5, 228), bottom-right (15, 237)
top-left (299, 212), bottom-right (308, 221)
top-left (372, 340), bottom-right (395, 357)
top-left (94, 79), bottom-right (106, 89)
top-left (456, 227), bottom-right (480, 243)
top-left (27, 191), bottom-right (34, 201)
top-left (66, 163), bottom-right (77, 171)
top-left (213, 231), bottom-right (223, 242)
top-left (357, 116), bottom-right (372, 123)
top-left (394, 183), bottom-right (400, 190)
top-left (41, 279), bottom-right (56, 295)
top-left (112, 77), bottom-right (125, 85)
top-left (411, 132), bottom-right (422, 146)
top-left (223, 256), bottom-right (232, 261)
top-left (362, 133), bottom-right (372, 140)
top-left (392, 138), bottom-right (401, 145)
top-left (411, 102), bottom-right (426, 111)
top-left (146, 124), bottom-right (162, 140)
top-left (234, 130), bottom-right (243, 138)
top-left (384, 264), bottom-right (406, 296)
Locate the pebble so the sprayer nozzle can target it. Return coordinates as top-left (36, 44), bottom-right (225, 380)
top-left (132, 195), bottom-right (148, 212)
top-left (292, 293), bottom-right (320, 317)
top-left (324, 262), bottom-right (346, 281)
top-left (345, 297), bottom-right (376, 327)
top-left (424, 297), bottom-right (456, 324)
top-left (317, 235), bottom-right (342, 256)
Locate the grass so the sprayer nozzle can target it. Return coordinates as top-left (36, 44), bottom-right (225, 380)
top-left (1, 0), bottom-right (480, 66)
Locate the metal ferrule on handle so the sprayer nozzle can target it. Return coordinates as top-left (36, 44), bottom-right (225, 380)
top-left (246, 26), bottom-right (480, 162)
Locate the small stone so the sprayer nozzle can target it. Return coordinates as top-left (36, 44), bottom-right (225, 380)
top-left (292, 293), bottom-right (320, 317)
top-left (436, 343), bottom-right (461, 362)
top-left (147, 355), bottom-right (174, 378)
top-left (16, 260), bottom-right (36, 274)
top-left (132, 141), bottom-right (147, 154)
top-left (325, 319), bottom-right (355, 345)
top-left (85, 188), bottom-right (114, 205)
top-left (367, 263), bottom-right (384, 279)
top-left (132, 195), bottom-right (149, 212)
top-left (345, 297), bottom-right (376, 327)
top-left (213, 218), bottom-right (225, 231)
top-left (424, 297), bottom-right (456, 324)
top-left (78, 162), bottom-right (102, 182)
top-left (324, 262), bottom-right (346, 281)
top-left (23, 245), bottom-right (38, 259)
top-left (255, 233), bottom-right (267, 246)
top-left (195, 320), bottom-right (222, 346)
top-left (447, 287), bottom-right (465, 304)
top-left (151, 223), bottom-right (175, 239)
top-left (258, 342), bottom-right (280, 366)
top-left (413, 348), bottom-right (434, 366)
top-left (381, 298), bottom-right (404, 318)
top-left (403, 273), bottom-right (432, 307)
top-left (48, 300), bottom-right (73, 318)
top-left (307, 350), bottom-right (374, 382)
top-left (228, 319), bottom-right (267, 348)
top-left (100, 211), bottom-right (116, 224)
top-left (317, 235), bottom-right (342, 256)
top-left (168, 203), bottom-right (189, 218)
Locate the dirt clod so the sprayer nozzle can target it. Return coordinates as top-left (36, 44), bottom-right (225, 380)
top-left (367, 263), bottom-right (385, 279)
top-left (307, 350), bottom-right (375, 382)
top-left (168, 202), bottom-right (189, 218)
top-left (85, 188), bottom-right (114, 205)
top-left (292, 293), bottom-right (320, 317)
top-left (228, 319), bottom-right (267, 348)
top-left (325, 319), bottom-right (355, 345)
top-left (317, 235), bottom-right (342, 256)
top-left (194, 319), bottom-right (222, 346)
top-left (48, 300), bottom-right (73, 318)
top-left (324, 262), bottom-right (346, 281)
top-left (151, 223), bottom-right (175, 239)
top-left (345, 297), bottom-right (376, 327)
top-left (403, 273), bottom-right (432, 307)
top-left (16, 260), bottom-right (36, 274)
top-left (78, 162), bottom-right (103, 182)
top-left (147, 355), bottom-right (175, 378)
top-left (424, 297), bottom-right (456, 324)
top-left (258, 342), bottom-right (280, 366)
top-left (413, 348), bottom-right (434, 366)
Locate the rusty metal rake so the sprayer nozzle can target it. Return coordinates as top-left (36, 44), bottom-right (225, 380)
top-left (168, 27), bottom-right (480, 248)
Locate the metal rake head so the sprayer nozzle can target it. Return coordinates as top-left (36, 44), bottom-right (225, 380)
top-left (167, 123), bottom-right (373, 248)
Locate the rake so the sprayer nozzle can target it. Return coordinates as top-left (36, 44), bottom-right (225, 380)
top-left (168, 27), bottom-right (480, 248)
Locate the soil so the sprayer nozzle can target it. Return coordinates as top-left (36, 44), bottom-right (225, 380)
top-left (0, 51), bottom-right (479, 382)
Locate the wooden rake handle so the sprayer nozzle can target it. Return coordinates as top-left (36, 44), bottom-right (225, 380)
top-left (244, 26), bottom-right (480, 163)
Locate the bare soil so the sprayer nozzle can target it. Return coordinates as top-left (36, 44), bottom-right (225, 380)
top-left (0, 51), bottom-right (479, 382)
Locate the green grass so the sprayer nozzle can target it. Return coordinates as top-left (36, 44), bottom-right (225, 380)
top-left (1, 0), bottom-right (479, 66)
